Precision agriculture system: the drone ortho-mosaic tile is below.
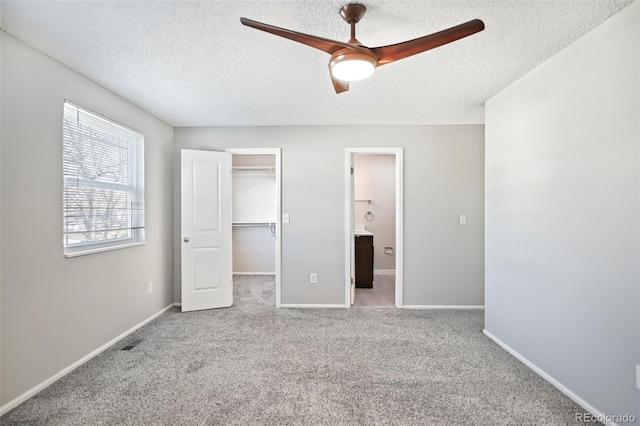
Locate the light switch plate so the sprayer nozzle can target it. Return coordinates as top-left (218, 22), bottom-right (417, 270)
top-left (636, 365), bottom-right (640, 390)
top-left (282, 213), bottom-right (290, 224)
top-left (459, 214), bottom-right (467, 225)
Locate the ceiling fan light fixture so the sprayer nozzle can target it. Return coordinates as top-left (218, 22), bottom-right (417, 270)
top-left (241, 3), bottom-right (485, 93)
top-left (329, 52), bottom-right (376, 82)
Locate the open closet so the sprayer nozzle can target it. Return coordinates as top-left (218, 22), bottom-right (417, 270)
top-left (231, 154), bottom-right (277, 275)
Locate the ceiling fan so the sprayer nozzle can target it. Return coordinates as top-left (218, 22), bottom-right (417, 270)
top-left (240, 3), bottom-right (484, 94)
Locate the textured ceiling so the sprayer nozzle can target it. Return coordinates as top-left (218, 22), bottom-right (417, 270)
top-left (0, 1), bottom-right (634, 126)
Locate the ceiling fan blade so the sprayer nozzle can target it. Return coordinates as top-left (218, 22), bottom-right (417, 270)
top-left (371, 19), bottom-right (485, 66)
top-left (329, 70), bottom-right (349, 94)
top-left (240, 17), bottom-right (367, 56)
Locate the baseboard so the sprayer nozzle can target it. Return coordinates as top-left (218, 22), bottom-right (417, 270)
top-left (403, 305), bottom-right (484, 309)
top-left (279, 304), bottom-right (347, 309)
top-left (374, 269), bottom-right (395, 275)
top-left (0, 304), bottom-right (173, 416)
top-left (232, 272), bottom-right (275, 275)
top-left (482, 329), bottom-right (616, 426)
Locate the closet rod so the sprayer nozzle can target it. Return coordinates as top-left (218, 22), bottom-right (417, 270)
top-left (355, 199), bottom-right (372, 204)
top-left (232, 166), bottom-right (275, 171)
top-left (233, 222), bottom-right (277, 237)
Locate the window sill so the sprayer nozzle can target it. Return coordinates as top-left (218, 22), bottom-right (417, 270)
top-left (64, 241), bottom-right (146, 258)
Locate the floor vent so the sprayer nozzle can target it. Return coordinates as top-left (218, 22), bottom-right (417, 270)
top-left (121, 339), bottom-right (143, 351)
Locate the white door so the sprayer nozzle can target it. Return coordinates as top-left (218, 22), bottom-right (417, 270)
top-left (181, 149), bottom-right (233, 312)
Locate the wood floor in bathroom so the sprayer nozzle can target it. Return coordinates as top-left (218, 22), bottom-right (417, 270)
top-left (354, 274), bottom-right (395, 307)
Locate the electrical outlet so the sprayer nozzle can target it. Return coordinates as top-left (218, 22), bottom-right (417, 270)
top-left (148, 282), bottom-right (153, 294)
top-left (282, 213), bottom-right (290, 224)
top-left (310, 273), bottom-right (317, 284)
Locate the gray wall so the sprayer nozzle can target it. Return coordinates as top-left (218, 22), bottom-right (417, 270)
top-left (485, 1), bottom-right (639, 419)
top-left (0, 32), bottom-right (174, 406)
top-left (174, 125), bottom-right (484, 306)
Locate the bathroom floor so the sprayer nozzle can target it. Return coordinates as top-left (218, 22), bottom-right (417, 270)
top-left (354, 274), bottom-right (395, 307)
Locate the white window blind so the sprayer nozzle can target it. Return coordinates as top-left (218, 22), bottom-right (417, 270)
top-left (63, 101), bottom-right (145, 256)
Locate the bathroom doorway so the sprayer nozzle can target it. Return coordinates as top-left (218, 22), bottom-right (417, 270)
top-left (345, 148), bottom-right (403, 308)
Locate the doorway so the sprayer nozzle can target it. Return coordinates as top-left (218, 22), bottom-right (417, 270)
top-left (226, 148), bottom-right (282, 307)
top-left (345, 148), bottom-right (403, 308)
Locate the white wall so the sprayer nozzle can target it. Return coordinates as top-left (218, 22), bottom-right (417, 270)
top-left (232, 227), bottom-right (276, 273)
top-left (174, 125), bottom-right (484, 306)
top-left (485, 1), bottom-right (639, 419)
top-left (0, 32), bottom-right (174, 407)
top-left (354, 154), bottom-right (396, 272)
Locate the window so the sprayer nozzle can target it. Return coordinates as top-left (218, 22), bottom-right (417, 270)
top-left (63, 101), bottom-right (145, 257)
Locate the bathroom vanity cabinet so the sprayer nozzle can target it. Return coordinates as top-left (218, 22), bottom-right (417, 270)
top-left (355, 234), bottom-right (374, 288)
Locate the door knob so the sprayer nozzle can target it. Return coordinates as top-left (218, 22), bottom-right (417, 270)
top-left (183, 237), bottom-right (190, 243)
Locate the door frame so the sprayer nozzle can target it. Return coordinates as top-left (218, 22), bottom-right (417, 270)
top-left (345, 147), bottom-right (404, 308)
top-left (225, 148), bottom-right (282, 307)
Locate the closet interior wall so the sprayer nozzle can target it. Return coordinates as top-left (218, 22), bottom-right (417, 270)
top-left (232, 154), bottom-right (277, 274)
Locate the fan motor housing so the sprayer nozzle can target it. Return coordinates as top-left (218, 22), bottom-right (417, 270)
top-left (340, 3), bottom-right (367, 24)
